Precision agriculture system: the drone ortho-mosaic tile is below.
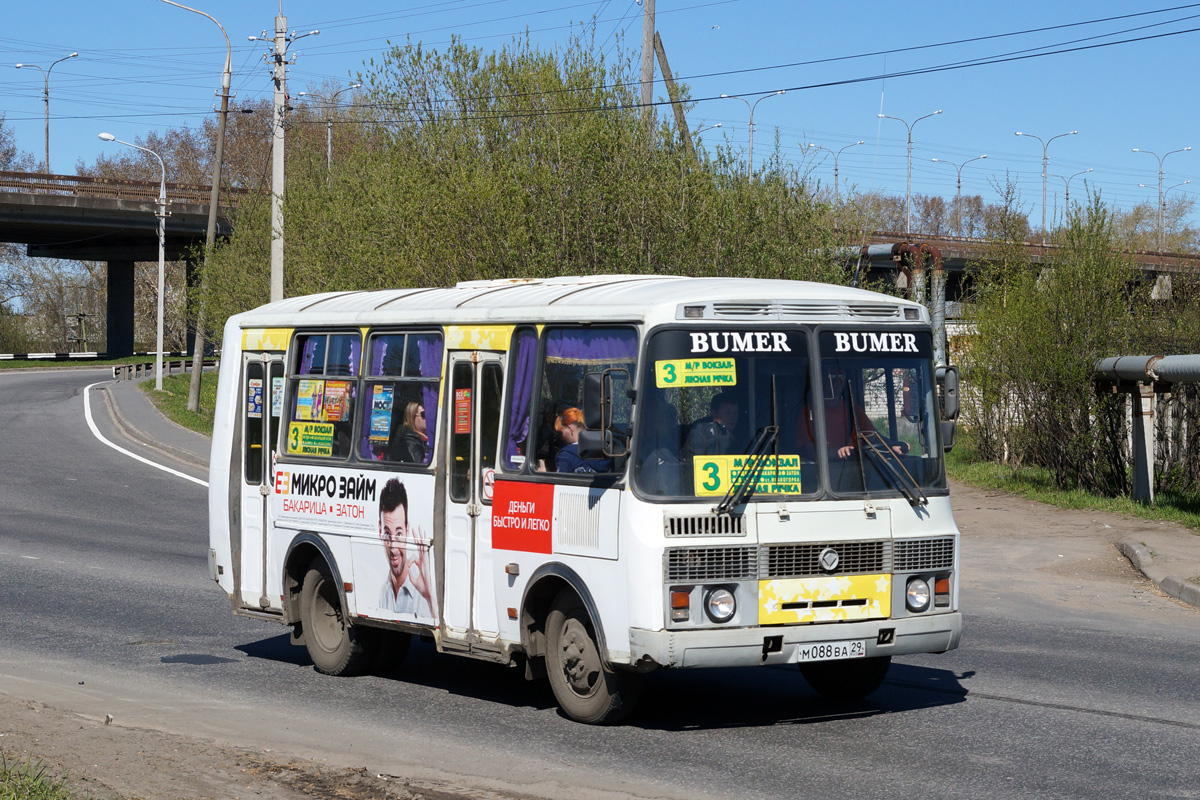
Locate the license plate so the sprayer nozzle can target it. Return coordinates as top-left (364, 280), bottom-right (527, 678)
top-left (795, 639), bottom-right (867, 663)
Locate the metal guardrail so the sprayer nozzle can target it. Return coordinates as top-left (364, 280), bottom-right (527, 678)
top-left (112, 358), bottom-right (217, 381)
top-left (0, 170), bottom-right (243, 205)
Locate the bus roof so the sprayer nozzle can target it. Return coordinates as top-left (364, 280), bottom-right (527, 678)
top-left (228, 275), bottom-right (924, 328)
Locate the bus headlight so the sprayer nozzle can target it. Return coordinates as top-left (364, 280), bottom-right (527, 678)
top-left (906, 578), bottom-right (931, 613)
top-left (704, 587), bottom-right (736, 623)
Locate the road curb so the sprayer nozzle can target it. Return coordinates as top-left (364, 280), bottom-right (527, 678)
top-left (99, 384), bottom-right (208, 470)
top-left (1117, 538), bottom-right (1200, 609)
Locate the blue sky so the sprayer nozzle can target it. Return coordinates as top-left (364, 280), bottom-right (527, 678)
top-left (3, 1), bottom-right (1198, 231)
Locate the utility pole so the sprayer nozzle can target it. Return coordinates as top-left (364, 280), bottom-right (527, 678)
top-left (640, 0), bottom-right (655, 122)
top-left (255, 11), bottom-right (319, 304)
top-left (271, 12), bottom-right (287, 304)
top-left (653, 32), bottom-right (694, 163)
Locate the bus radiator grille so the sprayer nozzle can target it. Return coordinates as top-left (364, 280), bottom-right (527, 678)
top-left (665, 515), bottom-right (747, 537)
top-left (893, 536), bottom-right (956, 572)
top-left (761, 540), bottom-right (891, 579)
top-left (665, 546), bottom-right (758, 582)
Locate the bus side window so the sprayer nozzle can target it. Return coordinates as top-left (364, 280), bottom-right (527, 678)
top-left (538, 326), bottom-right (638, 475)
top-left (284, 332), bottom-right (361, 460)
top-left (361, 331), bottom-right (443, 466)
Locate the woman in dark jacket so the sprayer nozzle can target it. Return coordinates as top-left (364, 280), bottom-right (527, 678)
top-left (390, 401), bottom-right (428, 463)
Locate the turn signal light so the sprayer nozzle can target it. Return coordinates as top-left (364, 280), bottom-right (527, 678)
top-left (934, 576), bottom-right (951, 607)
top-left (671, 590), bottom-right (690, 622)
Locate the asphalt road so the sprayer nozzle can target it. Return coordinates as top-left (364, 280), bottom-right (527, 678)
top-left (1, 369), bottom-right (1198, 800)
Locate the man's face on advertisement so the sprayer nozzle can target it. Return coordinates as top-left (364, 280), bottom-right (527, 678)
top-left (380, 505), bottom-right (409, 583)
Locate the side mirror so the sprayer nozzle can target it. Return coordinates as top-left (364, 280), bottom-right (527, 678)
top-left (937, 365), bottom-right (960, 422)
top-left (941, 419), bottom-right (957, 452)
top-left (580, 369), bottom-right (629, 458)
top-left (582, 372), bottom-right (604, 430)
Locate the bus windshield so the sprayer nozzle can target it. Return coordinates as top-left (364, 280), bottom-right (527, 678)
top-left (634, 328), bottom-right (817, 499)
top-left (817, 329), bottom-right (945, 497)
top-left (632, 327), bottom-right (945, 500)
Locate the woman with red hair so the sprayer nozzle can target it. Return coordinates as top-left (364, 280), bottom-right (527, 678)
top-left (553, 407), bottom-right (611, 473)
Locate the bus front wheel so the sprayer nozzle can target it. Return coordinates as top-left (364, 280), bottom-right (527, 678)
top-left (299, 558), bottom-right (377, 676)
top-left (799, 655), bottom-right (891, 700)
top-left (545, 590), bottom-right (640, 724)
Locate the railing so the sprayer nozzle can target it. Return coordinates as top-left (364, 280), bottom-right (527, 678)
top-left (0, 170), bottom-right (231, 205)
top-left (112, 358), bottom-right (217, 381)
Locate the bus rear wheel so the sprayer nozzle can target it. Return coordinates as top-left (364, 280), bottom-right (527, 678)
top-left (545, 590), bottom-right (640, 724)
top-left (299, 558), bottom-right (377, 676)
top-left (800, 655), bottom-right (891, 701)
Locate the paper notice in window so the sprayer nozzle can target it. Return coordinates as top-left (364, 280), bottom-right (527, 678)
top-left (655, 358), bottom-right (737, 388)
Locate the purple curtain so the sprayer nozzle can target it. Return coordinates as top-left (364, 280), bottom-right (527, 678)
top-left (418, 337), bottom-right (443, 463)
top-left (545, 328), bottom-right (637, 362)
top-left (504, 329), bottom-right (537, 468)
top-left (300, 337), bottom-right (319, 374)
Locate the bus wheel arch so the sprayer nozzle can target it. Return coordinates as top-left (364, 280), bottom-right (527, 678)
top-left (282, 534), bottom-right (343, 642)
top-left (520, 565), bottom-right (606, 667)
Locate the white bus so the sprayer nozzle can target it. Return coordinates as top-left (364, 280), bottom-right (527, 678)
top-left (208, 275), bottom-right (962, 723)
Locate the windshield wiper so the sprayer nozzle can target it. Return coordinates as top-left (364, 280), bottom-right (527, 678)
top-left (715, 425), bottom-right (780, 515)
top-left (856, 430), bottom-right (928, 507)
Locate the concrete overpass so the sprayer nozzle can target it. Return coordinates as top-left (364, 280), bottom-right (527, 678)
top-left (0, 170), bottom-right (232, 357)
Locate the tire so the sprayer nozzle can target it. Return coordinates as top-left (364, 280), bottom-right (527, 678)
top-left (299, 558), bottom-right (378, 676)
top-left (800, 655), bottom-right (892, 701)
top-left (545, 590), bottom-right (640, 724)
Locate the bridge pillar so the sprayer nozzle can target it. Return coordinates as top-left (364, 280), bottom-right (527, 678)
top-left (185, 257), bottom-right (196, 357)
top-left (106, 260), bottom-right (135, 358)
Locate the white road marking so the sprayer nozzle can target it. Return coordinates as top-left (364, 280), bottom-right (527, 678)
top-left (83, 382), bottom-right (208, 488)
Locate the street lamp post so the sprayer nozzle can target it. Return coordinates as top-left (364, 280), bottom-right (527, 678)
top-left (693, 122), bottom-right (723, 137)
top-left (99, 133), bottom-right (168, 391)
top-left (1015, 129), bottom-right (1077, 246)
top-left (15, 52), bottom-right (78, 173)
top-left (720, 90), bottom-right (786, 180)
top-left (1050, 168), bottom-right (1093, 215)
top-left (158, 0), bottom-right (232, 413)
top-left (1132, 146), bottom-right (1192, 250)
top-left (930, 154), bottom-right (987, 237)
top-left (879, 110), bottom-right (943, 235)
top-left (808, 140), bottom-right (864, 205)
top-left (299, 82), bottom-right (361, 171)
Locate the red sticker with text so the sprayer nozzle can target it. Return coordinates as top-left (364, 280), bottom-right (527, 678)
top-left (491, 481), bottom-right (554, 554)
top-left (454, 388), bottom-right (472, 434)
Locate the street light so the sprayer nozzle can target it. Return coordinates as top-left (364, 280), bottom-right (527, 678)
top-left (1015, 129), bottom-right (1077, 246)
top-left (15, 52), bottom-right (78, 173)
top-left (1132, 146), bottom-right (1191, 251)
top-left (879, 109), bottom-right (943, 234)
top-left (158, 0), bottom-right (232, 413)
top-left (930, 154), bottom-right (987, 237)
top-left (1050, 168), bottom-right (1092, 215)
top-left (808, 139), bottom-right (864, 205)
top-left (99, 133), bottom-right (168, 391)
top-left (720, 90), bottom-right (786, 180)
top-left (693, 122), bottom-right (723, 137)
top-left (298, 81), bottom-right (361, 171)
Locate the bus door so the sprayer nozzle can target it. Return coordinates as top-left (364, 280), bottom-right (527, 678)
top-left (239, 352), bottom-right (284, 610)
top-left (442, 351), bottom-right (504, 642)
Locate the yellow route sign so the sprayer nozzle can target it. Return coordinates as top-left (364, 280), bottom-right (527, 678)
top-left (288, 422), bottom-right (334, 457)
top-left (692, 454), bottom-right (803, 496)
top-left (655, 358), bottom-right (737, 388)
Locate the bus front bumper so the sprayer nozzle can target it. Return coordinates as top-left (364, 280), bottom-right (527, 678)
top-left (627, 612), bottom-right (961, 669)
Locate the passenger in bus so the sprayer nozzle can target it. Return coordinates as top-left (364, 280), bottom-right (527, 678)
top-left (811, 371), bottom-right (909, 459)
top-left (634, 394), bottom-right (682, 495)
top-left (682, 391), bottom-right (740, 457)
top-left (377, 478), bottom-right (433, 619)
top-left (389, 401), bottom-right (428, 463)
top-left (553, 407), bottom-right (611, 474)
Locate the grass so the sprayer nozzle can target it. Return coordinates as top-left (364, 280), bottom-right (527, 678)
top-left (946, 438), bottom-right (1200, 533)
top-left (0, 756), bottom-right (75, 800)
top-left (139, 373), bottom-right (218, 436)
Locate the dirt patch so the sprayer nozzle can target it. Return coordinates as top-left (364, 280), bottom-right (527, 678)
top-left (0, 695), bottom-right (525, 800)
